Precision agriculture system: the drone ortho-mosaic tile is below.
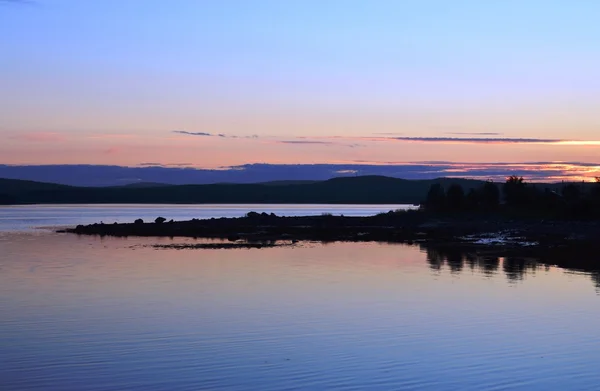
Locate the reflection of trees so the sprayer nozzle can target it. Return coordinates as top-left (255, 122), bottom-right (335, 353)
top-left (426, 248), bottom-right (444, 271)
top-left (445, 248), bottom-right (464, 274)
top-left (465, 253), bottom-right (478, 270)
top-left (590, 272), bottom-right (600, 292)
top-left (420, 244), bottom-right (600, 290)
top-left (422, 245), bottom-right (524, 280)
top-left (503, 257), bottom-right (528, 281)
top-left (425, 246), bottom-right (465, 274)
top-left (479, 256), bottom-right (500, 275)
top-left (535, 246), bottom-right (600, 293)
top-left (463, 253), bottom-right (500, 275)
top-left (502, 256), bottom-right (539, 281)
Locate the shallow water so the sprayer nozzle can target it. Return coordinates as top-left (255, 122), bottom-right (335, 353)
top-left (2, 230), bottom-right (600, 390)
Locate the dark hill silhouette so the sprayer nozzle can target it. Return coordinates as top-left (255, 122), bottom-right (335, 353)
top-left (110, 182), bottom-right (170, 188)
top-left (1, 176), bottom-right (488, 205)
top-left (0, 178), bottom-right (74, 205)
top-left (257, 180), bottom-right (319, 186)
top-left (0, 178), bottom-right (74, 196)
top-left (0, 176), bottom-right (588, 205)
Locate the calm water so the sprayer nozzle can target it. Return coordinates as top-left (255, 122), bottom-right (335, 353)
top-left (1, 207), bottom-right (600, 390)
top-left (0, 204), bottom-right (414, 232)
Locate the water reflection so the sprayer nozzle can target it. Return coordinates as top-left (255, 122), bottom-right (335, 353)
top-left (503, 257), bottom-right (539, 281)
top-left (421, 243), bottom-right (600, 288)
top-left (3, 233), bottom-right (600, 390)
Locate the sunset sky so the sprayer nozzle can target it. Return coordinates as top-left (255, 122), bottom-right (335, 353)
top-left (2, 0), bottom-right (600, 179)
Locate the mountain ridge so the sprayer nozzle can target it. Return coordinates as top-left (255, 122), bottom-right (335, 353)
top-left (2, 176), bottom-right (585, 206)
top-left (1, 176), bottom-right (491, 205)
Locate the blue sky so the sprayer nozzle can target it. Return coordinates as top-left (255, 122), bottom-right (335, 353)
top-left (1, 0), bottom-right (600, 175)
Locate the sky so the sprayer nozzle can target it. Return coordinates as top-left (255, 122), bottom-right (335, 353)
top-left (1, 0), bottom-right (600, 179)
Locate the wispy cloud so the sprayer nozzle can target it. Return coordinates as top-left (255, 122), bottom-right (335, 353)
top-left (172, 131), bottom-right (259, 139)
top-left (445, 132), bottom-right (503, 136)
top-left (341, 160), bottom-right (600, 182)
top-left (173, 131), bottom-right (213, 137)
top-left (169, 130), bottom-right (600, 147)
top-left (373, 132), bottom-right (405, 136)
top-left (388, 137), bottom-right (563, 144)
top-left (286, 135), bottom-right (591, 145)
top-left (274, 140), bottom-right (363, 148)
top-left (382, 137), bottom-right (600, 145)
top-left (139, 162), bottom-right (194, 167)
top-left (277, 140), bottom-right (336, 145)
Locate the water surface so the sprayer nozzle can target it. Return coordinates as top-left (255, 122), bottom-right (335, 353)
top-left (2, 230), bottom-right (600, 390)
top-left (0, 204), bottom-right (414, 232)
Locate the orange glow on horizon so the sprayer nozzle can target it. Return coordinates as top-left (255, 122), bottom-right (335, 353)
top-left (2, 130), bottom-right (600, 182)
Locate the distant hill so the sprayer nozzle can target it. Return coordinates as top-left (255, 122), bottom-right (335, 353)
top-left (110, 182), bottom-right (171, 188)
top-left (0, 176), bottom-right (491, 205)
top-left (0, 175), bottom-right (584, 205)
top-left (257, 180), bottom-right (319, 186)
top-left (0, 178), bottom-right (73, 205)
top-left (0, 178), bottom-right (74, 195)
top-left (0, 178), bottom-right (75, 204)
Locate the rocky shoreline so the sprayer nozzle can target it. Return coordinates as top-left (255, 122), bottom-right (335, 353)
top-left (60, 211), bottom-right (600, 248)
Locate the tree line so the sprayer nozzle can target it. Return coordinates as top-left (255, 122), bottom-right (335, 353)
top-left (424, 176), bottom-right (600, 219)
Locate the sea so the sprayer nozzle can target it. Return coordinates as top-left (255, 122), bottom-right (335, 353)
top-left (1, 204), bottom-right (599, 390)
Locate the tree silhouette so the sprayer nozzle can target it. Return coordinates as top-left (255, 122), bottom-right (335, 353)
top-left (593, 178), bottom-right (600, 200)
top-left (425, 183), bottom-right (446, 211)
top-left (481, 181), bottom-right (500, 208)
top-left (561, 183), bottom-right (581, 203)
top-left (466, 188), bottom-right (479, 209)
top-left (503, 176), bottom-right (527, 206)
top-left (0, 193), bottom-right (16, 205)
top-left (446, 183), bottom-right (465, 210)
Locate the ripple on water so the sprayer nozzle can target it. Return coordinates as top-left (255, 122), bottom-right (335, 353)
top-left (1, 233), bottom-right (600, 390)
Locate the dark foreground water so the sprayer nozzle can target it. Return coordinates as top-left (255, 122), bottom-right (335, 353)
top-left (2, 230), bottom-right (600, 390)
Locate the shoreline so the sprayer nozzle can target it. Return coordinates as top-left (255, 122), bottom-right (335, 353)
top-left (60, 211), bottom-right (600, 248)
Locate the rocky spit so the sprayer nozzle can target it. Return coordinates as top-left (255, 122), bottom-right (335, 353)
top-left (61, 211), bottom-right (600, 249)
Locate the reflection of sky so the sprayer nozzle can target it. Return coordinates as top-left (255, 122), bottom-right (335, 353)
top-left (2, 234), bottom-right (600, 389)
top-left (0, 204), bottom-right (416, 232)
top-left (1, 1), bottom-right (600, 175)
